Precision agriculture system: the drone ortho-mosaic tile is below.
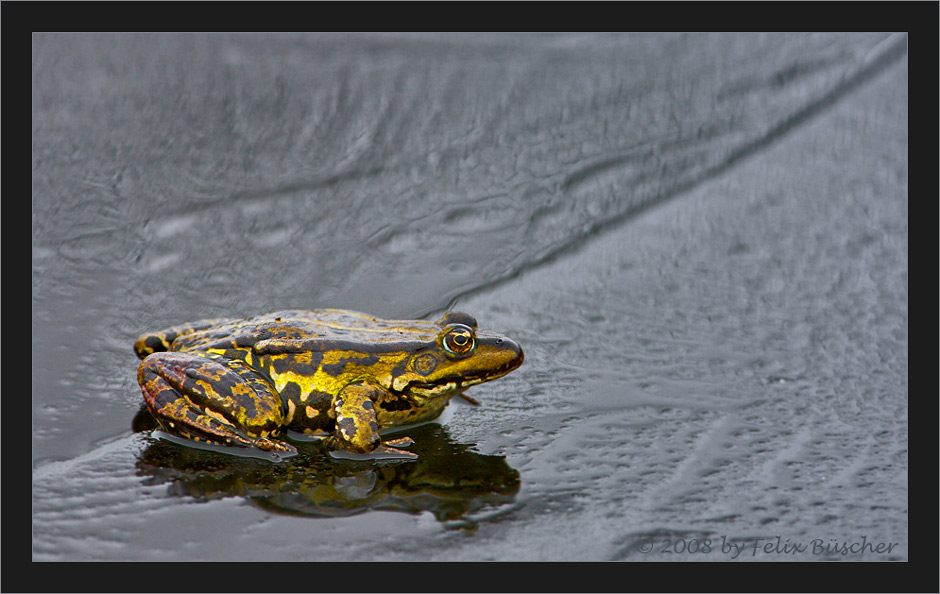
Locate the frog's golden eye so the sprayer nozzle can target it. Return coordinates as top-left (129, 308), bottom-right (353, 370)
top-left (442, 324), bottom-right (475, 357)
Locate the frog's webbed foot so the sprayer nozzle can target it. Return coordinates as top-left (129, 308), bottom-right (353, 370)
top-left (138, 351), bottom-right (294, 454)
top-left (329, 438), bottom-right (418, 460)
top-left (371, 437), bottom-right (418, 460)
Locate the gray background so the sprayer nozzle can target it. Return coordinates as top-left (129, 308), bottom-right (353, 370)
top-left (32, 33), bottom-right (907, 561)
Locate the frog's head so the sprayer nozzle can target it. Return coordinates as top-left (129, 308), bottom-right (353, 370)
top-left (390, 311), bottom-right (524, 403)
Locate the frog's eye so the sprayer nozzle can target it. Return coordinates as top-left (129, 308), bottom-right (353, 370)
top-left (442, 324), bottom-right (475, 357)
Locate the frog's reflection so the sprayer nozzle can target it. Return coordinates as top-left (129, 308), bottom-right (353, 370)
top-left (133, 407), bottom-right (520, 522)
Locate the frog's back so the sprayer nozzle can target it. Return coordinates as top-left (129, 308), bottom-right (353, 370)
top-left (134, 309), bottom-right (440, 358)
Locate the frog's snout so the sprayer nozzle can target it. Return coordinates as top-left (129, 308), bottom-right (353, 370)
top-left (504, 337), bottom-right (524, 369)
top-left (483, 334), bottom-right (524, 375)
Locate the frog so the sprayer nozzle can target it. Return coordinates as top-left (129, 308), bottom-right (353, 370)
top-left (133, 309), bottom-right (524, 459)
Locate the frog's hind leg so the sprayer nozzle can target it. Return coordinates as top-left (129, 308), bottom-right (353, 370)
top-left (137, 352), bottom-right (296, 454)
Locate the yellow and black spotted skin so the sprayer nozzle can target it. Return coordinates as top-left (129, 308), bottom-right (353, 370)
top-left (134, 309), bottom-right (524, 458)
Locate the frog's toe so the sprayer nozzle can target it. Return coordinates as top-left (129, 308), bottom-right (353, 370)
top-left (372, 444), bottom-right (419, 460)
top-left (383, 436), bottom-right (415, 447)
top-left (457, 392), bottom-right (480, 406)
top-left (253, 436), bottom-right (297, 454)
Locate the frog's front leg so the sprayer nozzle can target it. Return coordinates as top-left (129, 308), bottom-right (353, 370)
top-left (329, 382), bottom-right (416, 459)
top-left (137, 352), bottom-right (296, 454)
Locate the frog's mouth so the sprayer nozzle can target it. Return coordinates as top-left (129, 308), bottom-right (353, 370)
top-left (403, 368), bottom-right (512, 400)
top-left (404, 378), bottom-right (466, 400)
